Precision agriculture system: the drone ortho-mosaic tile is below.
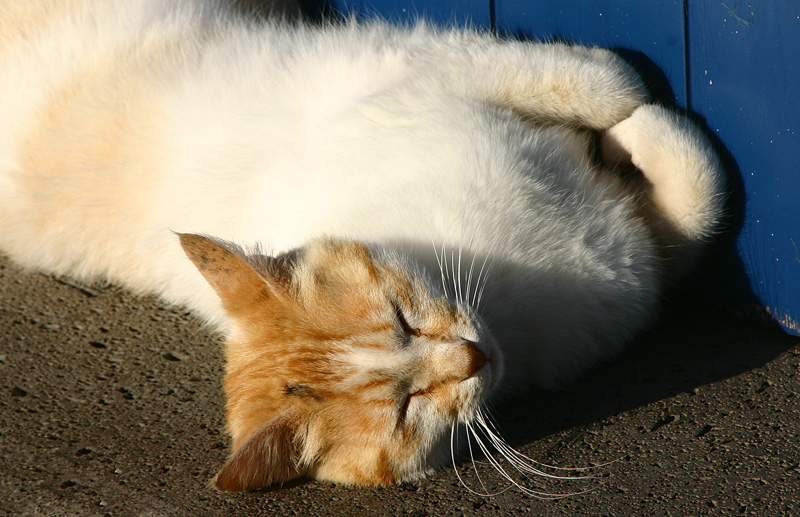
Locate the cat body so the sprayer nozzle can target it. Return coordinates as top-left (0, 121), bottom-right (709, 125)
top-left (0, 0), bottom-right (724, 490)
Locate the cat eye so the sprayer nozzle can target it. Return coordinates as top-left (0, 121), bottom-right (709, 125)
top-left (399, 388), bottom-right (429, 423)
top-left (393, 302), bottom-right (421, 337)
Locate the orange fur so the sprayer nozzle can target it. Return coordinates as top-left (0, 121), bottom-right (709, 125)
top-left (178, 234), bottom-right (495, 489)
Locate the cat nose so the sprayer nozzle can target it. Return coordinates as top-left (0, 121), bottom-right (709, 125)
top-left (463, 340), bottom-right (488, 378)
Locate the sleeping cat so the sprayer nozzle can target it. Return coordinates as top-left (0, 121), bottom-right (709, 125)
top-left (0, 0), bottom-right (724, 492)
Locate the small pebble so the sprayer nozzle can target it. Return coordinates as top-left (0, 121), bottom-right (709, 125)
top-left (696, 424), bottom-right (714, 437)
top-left (12, 386), bottom-right (28, 397)
top-left (163, 351), bottom-right (185, 362)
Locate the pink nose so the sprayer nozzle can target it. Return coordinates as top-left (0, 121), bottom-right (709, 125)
top-left (464, 340), bottom-right (488, 378)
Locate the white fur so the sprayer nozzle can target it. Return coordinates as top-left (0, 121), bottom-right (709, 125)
top-left (0, 0), bottom-right (724, 393)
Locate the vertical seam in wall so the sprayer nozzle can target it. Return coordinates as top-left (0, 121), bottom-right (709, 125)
top-left (489, 0), bottom-right (496, 33)
top-left (683, 0), bottom-right (692, 111)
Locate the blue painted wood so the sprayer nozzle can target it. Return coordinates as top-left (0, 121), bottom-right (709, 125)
top-left (334, 0), bottom-right (490, 26)
top-left (494, 0), bottom-right (688, 106)
top-left (688, 2), bottom-right (800, 334)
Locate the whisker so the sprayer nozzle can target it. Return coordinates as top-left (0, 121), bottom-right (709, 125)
top-left (471, 253), bottom-right (492, 309)
top-left (475, 411), bottom-right (593, 475)
top-left (448, 407), bottom-right (613, 499)
top-left (465, 420), bottom-right (494, 495)
top-left (456, 242), bottom-right (464, 306)
top-left (475, 409), bottom-right (617, 472)
top-left (431, 239), bottom-right (449, 299)
top-left (441, 242), bottom-right (453, 301)
top-left (465, 422), bottom-right (577, 499)
top-left (451, 423), bottom-right (506, 497)
top-left (465, 250), bottom-right (477, 309)
top-left (474, 259), bottom-right (493, 312)
top-left (455, 185), bottom-right (477, 309)
top-left (450, 248), bottom-right (459, 306)
top-left (478, 428), bottom-right (593, 481)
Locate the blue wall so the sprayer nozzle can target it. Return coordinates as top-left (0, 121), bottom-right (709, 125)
top-left (687, 3), bottom-right (800, 334)
top-left (336, 1), bottom-right (800, 335)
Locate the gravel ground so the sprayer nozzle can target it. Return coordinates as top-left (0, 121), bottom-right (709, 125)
top-left (2, 253), bottom-right (799, 516)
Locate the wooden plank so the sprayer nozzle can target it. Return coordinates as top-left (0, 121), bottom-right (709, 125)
top-left (688, 1), bottom-right (800, 334)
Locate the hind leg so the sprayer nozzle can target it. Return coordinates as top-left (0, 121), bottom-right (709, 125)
top-left (601, 105), bottom-right (726, 272)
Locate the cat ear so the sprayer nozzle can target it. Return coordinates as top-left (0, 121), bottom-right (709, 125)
top-left (177, 233), bottom-right (291, 317)
top-left (213, 408), bottom-right (307, 491)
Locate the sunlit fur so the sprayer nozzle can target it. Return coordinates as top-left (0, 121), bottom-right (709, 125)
top-left (178, 235), bottom-right (499, 489)
top-left (0, 0), bottom-right (725, 491)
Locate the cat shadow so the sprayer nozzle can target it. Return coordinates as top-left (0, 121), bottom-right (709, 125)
top-left (488, 294), bottom-right (796, 454)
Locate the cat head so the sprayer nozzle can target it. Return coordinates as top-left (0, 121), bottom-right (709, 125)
top-left (178, 233), bottom-right (501, 491)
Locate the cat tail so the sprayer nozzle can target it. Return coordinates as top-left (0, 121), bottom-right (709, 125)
top-left (601, 104), bottom-right (726, 275)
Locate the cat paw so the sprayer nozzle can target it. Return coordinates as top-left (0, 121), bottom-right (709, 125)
top-left (601, 104), bottom-right (725, 240)
top-left (546, 43), bottom-right (649, 129)
top-left (600, 105), bottom-right (694, 179)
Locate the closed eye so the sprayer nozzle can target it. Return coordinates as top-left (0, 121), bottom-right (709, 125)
top-left (393, 302), bottom-right (421, 337)
top-left (398, 388), bottom-right (429, 425)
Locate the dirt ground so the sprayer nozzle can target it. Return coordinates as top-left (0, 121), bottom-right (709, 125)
top-left (1, 252), bottom-right (799, 516)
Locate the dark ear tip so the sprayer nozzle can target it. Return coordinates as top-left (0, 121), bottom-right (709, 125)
top-left (177, 233), bottom-right (217, 259)
top-left (176, 232), bottom-right (200, 246)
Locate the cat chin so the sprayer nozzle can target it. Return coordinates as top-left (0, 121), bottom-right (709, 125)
top-left (452, 364), bottom-right (498, 425)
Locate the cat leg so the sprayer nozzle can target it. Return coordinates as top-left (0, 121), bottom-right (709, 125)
top-left (601, 105), bottom-right (726, 273)
top-left (458, 40), bottom-right (649, 129)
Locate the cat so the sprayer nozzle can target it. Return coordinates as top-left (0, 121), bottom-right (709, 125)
top-left (0, 0), bottom-right (725, 493)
